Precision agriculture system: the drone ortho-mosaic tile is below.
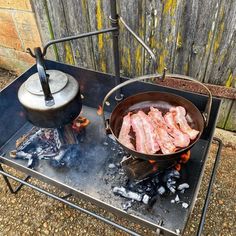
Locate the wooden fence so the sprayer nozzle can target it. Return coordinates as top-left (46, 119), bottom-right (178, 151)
top-left (32, 0), bottom-right (236, 131)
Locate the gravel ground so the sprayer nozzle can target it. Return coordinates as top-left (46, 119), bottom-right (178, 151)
top-left (0, 68), bottom-right (235, 236)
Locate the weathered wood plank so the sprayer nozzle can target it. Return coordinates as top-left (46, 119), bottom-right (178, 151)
top-left (62, 0), bottom-right (95, 69)
top-left (224, 100), bottom-right (236, 131)
top-left (46, 0), bottom-right (75, 65)
top-left (119, 0), bottom-right (146, 77)
top-left (188, 0), bottom-right (221, 82)
top-left (31, 0), bottom-right (56, 60)
top-left (173, 0), bottom-right (199, 75)
top-left (204, 0), bottom-right (236, 86)
top-left (216, 98), bottom-right (233, 128)
top-left (87, 0), bottom-right (113, 73)
top-left (144, 0), bottom-right (182, 75)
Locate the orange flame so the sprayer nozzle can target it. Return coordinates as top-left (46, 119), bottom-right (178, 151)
top-left (180, 150), bottom-right (191, 163)
top-left (72, 116), bottom-right (90, 132)
top-left (97, 105), bottom-right (103, 116)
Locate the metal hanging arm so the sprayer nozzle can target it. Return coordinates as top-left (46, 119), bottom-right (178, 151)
top-left (119, 17), bottom-right (158, 73)
top-left (27, 27), bottom-right (118, 58)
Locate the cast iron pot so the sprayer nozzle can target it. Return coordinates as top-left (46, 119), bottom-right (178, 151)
top-left (102, 74), bottom-right (212, 165)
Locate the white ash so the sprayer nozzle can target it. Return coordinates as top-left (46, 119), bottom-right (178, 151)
top-left (113, 187), bottom-right (143, 201)
top-left (142, 194), bottom-right (150, 204)
top-left (157, 186), bottom-right (166, 195)
top-left (167, 179), bottom-right (176, 185)
top-left (175, 194), bottom-right (180, 203)
top-left (122, 201), bottom-right (132, 211)
top-left (182, 202), bottom-right (189, 209)
top-left (167, 184), bottom-right (176, 194)
top-left (171, 194), bottom-right (180, 204)
top-left (178, 183), bottom-right (190, 191)
top-left (108, 163), bottom-right (116, 169)
top-left (108, 134), bottom-right (116, 141)
top-left (103, 142), bottom-right (108, 146)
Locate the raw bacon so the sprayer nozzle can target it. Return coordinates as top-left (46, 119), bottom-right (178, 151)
top-left (164, 112), bottom-right (190, 147)
top-left (131, 114), bottom-right (147, 153)
top-left (170, 106), bottom-right (199, 140)
top-left (118, 105), bottom-right (199, 155)
top-left (148, 108), bottom-right (176, 154)
top-left (137, 111), bottom-right (160, 154)
top-left (118, 113), bottom-right (135, 150)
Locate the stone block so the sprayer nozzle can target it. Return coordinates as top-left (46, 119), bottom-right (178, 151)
top-left (0, 0), bottom-right (32, 11)
top-left (0, 10), bottom-right (22, 50)
top-left (13, 11), bottom-right (42, 50)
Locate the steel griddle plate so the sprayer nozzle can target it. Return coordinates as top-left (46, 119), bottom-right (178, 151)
top-left (0, 61), bottom-right (221, 235)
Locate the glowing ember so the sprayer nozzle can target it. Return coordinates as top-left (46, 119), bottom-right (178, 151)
top-left (97, 105), bottom-right (103, 116)
top-left (72, 116), bottom-right (90, 133)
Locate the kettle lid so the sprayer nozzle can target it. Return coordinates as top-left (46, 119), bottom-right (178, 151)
top-left (25, 70), bottom-right (68, 95)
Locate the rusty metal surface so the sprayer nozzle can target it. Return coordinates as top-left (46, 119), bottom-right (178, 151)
top-left (154, 77), bottom-right (236, 99)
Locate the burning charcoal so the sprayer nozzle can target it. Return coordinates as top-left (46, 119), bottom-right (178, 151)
top-left (163, 169), bottom-right (180, 182)
top-left (177, 183), bottom-right (190, 191)
top-left (16, 129), bottom-right (42, 152)
top-left (15, 151), bottom-right (32, 160)
top-left (50, 145), bottom-right (81, 168)
top-left (175, 194), bottom-right (180, 203)
top-left (113, 187), bottom-right (143, 202)
top-left (145, 186), bottom-right (152, 192)
top-left (157, 186), bottom-right (166, 195)
top-left (152, 176), bottom-right (160, 185)
top-left (27, 153), bottom-right (38, 168)
top-left (182, 202), bottom-right (189, 209)
top-left (108, 163), bottom-right (116, 169)
top-left (167, 179), bottom-right (176, 185)
top-left (167, 181), bottom-right (176, 194)
top-left (137, 187), bottom-right (145, 194)
top-left (122, 201), bottom-right (132, 211)
top-left (142, 194), bottom-right (150, 204)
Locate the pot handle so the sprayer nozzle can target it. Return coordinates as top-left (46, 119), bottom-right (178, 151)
top-left (102, 73), bottom-right (212, 129)
top-left (34, 47), bottom-right (55, 107)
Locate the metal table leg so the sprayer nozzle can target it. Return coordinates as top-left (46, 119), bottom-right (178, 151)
top-left (0, 164), bottom-right (31, 194)
top-left (0, 167), bottom-right (141, 236)
top-left (196, 137), bottom-right (223, 236)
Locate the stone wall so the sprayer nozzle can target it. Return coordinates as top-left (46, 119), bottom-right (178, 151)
top-left (0, 0), bottom-right (42, 74)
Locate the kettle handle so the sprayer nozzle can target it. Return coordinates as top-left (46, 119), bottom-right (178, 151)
top-left (34, 47), bottom-right (55, 107)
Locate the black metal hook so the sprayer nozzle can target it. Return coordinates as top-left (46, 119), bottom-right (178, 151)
top-left (26, 48), bottom-right (36, 58)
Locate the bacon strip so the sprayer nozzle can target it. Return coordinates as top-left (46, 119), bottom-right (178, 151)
top-left (137, 111), bottom-right (160, 154)
top-left (118, 113), bottom-right (135, 150)
top-left (148, 108), bottom-right (176, 154)
top-left (170, 106), bottom-right (199, 140)
top-left (130, 114), bottom-right (147, 153)
top-left (164, 112), bottom-right (190, 147)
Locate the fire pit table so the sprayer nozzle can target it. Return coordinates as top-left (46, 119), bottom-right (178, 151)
top-left (0, 60), bottom-right (222, 236)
